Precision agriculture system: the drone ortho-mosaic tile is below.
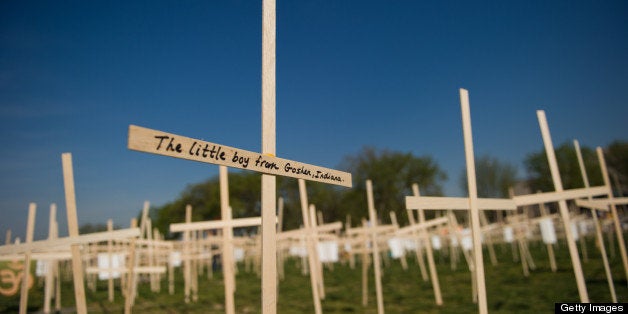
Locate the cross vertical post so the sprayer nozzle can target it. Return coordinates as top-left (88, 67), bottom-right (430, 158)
top-left (537, 110), bottom-right (588, 302)
top-left (61, 153), bottom-right (88, 314)
top-left (261, 0), bottom-right (277, 312)
top-left (574, 140), bottom-right (616, 302)
top-left (184, 205), bottom-right (192, 304)
top-left (18, 203), bottom-right (36, 314)
top-left (220, 166), bottom-right (236, 314)
top-left (411, 184), bottom-right (442, 305)
top-left (459, 88), bottom-right (487, 314)
top-left (298, 179), bottom-right (323, 314)
top-left (596, 147), bottom-right (628, 285)
top-left (44, 204), bottom-right (58, 313)
top-left (107, 219), bottom-right (114, 302)
top-left (366, 180), bottom-right (385, 314)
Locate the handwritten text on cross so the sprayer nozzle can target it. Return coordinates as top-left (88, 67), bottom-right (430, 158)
top-left (128, 125), bottom-right (352, 187)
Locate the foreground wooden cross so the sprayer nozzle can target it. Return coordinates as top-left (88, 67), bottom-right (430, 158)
top-left (508, 111), bottom-right (608, 302)
top-left (127, 2), bottom-right (350, 312)
top-left (405, 89), bottom-right (517, 314)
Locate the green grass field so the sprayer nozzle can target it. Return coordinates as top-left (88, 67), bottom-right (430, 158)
top-left (2, 235), bottom-right (626, 313)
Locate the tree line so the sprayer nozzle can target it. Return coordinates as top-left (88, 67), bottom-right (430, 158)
top-left (142, 140), bottom-right (627, 238)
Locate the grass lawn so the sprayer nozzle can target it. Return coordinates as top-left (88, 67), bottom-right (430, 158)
top-left (1, 235), bottom-right (626, 313)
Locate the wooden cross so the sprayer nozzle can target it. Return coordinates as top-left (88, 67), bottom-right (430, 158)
top-left (573, 145), bottom-right (628, 289)
top-left (125, 1), bottom-right (350, 312)
top-left (0, 205), bottom-right (136, 313)
top-left (292, 179), bottom-right (324, 314)
top-left (511, 183), bottom-right (607, 276)
top-left (395, 214), bottom-right (448, 284)
top-left (341, 184), bottom-right (395, 312)
top-left (9, 154), bottom-right (142, 313)
top-left (169, 167), bottom-right (262, 314)
top-left (61, 153), bottom-right (88, 314)
top-left (18, 202), bottom-right (35, 314)
top-left (170, 210), bottom-right (262, 313)
top-left (387, 211), bottom-right (409, 270)
top-left (508, 111), bottom-right (608, 302)
top-left (365, 179), bottom-right (385, 314)
top-left (399, 183), bottom-right (447, 306)
top-left (532, 191), bottom-right (558, 272)
top-left (44, 204), bottom-right (61, 313)
top-left (448, 211), bottom-right (486, 303)
top-left (504, 214), bottom-right (537, 277)
top-left (405, 89), bottom-right (517, 314)
top-left (572, 140), bottom-right (617, 302)
top-left (591, 146), bottom-right (628, 285)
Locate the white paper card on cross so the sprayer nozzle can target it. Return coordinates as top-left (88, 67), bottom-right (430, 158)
top-left (503, 227), bottom-right (514, 243)
top-left (317, 241), bottom-right (339, 263)
top-left (36, 260), bottom-right (49, 277)
top-left (537, 218), bottom-right (556, 244)
top-left (387, 238), bottom-right (405, 259)
top-left (169, 251), bottom-right (182, 267)
top-left (431, 235), bottom-right (442, 250)
top-left (97, 253), bottom-right (126, 280)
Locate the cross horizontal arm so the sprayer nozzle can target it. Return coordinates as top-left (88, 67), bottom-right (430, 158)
top-left (276, 222), bottom-right (342, 240)
top-left (512, 186), bottom-right (608, 207)
top-left (576, 197), bottom-right (628, 211)
top-left (346, 224), bottom-right (397, 235)
top-left (0, 251), bottom-right (73, 261)
top-left (85, 266), bottom-right (167, 275)
top-left (313, 221), bottom-right (343, 233)
top-left (405, 196), bottom-right (516, 211)
top-left (0, 228), bottom-right (140, 255)
top-left (396, 216), bottom-right (449, 236)
top-left (575, 199), bottom-right (610, 211)
top-left (128, 125), bottom-right (352, 187)
top-left (170, 217), bottom-right (263, 233)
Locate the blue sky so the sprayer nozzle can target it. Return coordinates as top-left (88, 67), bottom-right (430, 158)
top-left (1, 1), bottom-right (627, 240)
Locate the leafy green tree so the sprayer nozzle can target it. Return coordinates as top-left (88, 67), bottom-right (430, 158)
top-left (604, 140), bottom-right (628, 196)
top-left (339, 146), bottom-right (446, 225)
top-left (153, 171), bottom-right (265, 238)
top-left (524, 141), bottom-right (603, 192)
top-left (458, 155), bottom-right (518, 198)
top-left (277, 178), bottom-right (346, 230)
top-left (151, 147), bottom-right (446, 236)
top-left (79, 223), bottom-right (109, 234)
top-left (457, 155), bottom-right (518, 223)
